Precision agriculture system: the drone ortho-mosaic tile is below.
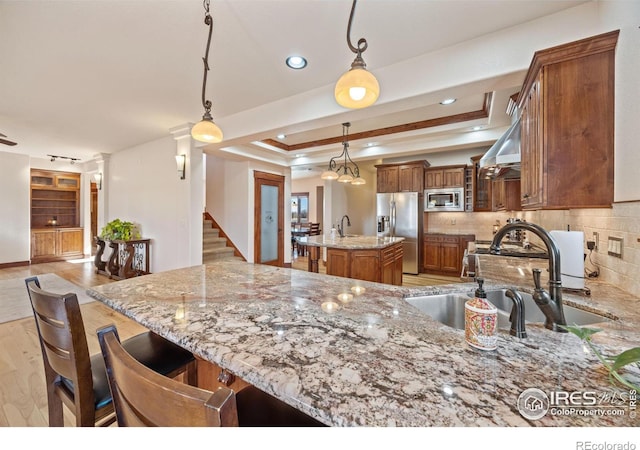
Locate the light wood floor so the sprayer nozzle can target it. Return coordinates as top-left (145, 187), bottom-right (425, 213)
top-left (0, 257), bottom-right (461, 427)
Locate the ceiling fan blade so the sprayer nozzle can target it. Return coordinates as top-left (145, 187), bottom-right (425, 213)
top-left (0, 137), bottom-right (17, 146)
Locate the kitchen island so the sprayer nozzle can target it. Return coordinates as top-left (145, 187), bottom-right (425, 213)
top-left (87, 257), bottom-right (639, 427)
top-left (297, 235), bottom-right (404, 286)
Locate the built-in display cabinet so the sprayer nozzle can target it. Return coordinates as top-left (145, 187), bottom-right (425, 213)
top-left (30, 169), bottom-right (83, 262)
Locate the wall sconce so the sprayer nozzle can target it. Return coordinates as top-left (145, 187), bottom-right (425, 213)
top-left (93, 172), bottom-right (103, 190)
top-left (175, 154), bottom-right (186, 180)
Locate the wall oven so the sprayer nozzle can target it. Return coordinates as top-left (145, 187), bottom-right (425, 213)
top-left (424, 187), bottom-right (465, 212)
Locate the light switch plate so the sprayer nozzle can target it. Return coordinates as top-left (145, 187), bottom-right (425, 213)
top-left (607, 236), bottom-right (623, 258)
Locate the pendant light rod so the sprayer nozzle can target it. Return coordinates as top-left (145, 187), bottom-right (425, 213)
top-left (200, 0), bottom-right (213, 118)
top-left (346, 0), bottom-right (368, 57)
top-left (191, 0), bottom-right (223, 143)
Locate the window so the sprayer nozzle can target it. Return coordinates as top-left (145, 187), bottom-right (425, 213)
top-left (291, 192), bottom-right (309, 224)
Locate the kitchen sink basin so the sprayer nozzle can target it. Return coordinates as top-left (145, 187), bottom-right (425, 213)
top-left (405, 290), bottom-right (611, 331)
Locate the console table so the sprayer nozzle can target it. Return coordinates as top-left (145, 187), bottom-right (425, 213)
top-left (94, 237), bottom-right (150, 280)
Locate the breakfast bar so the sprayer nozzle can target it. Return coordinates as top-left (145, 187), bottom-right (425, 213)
top-left (86, 258), bottom-right (639, 427)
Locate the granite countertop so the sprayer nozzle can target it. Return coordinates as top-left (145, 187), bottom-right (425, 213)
top-left (298, 234), bottom-right (404, 249)
top-left (87, 257), bottom-right (639, 427)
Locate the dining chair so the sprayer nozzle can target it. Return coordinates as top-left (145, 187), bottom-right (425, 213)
top-left (98, 324), bottom-right (325, 427)
top-left (24, 276), bottom-right (197, 427)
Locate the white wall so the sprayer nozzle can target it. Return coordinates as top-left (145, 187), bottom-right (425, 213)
top-left (205, 155), bottom-right (291, 263)
top-left (106, 136), bottom-right (199, 273)
top-left (0, 151), bottom-right (30, 264)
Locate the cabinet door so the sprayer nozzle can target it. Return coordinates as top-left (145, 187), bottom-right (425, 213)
top-left (58, 228), bottom-right (84, 257)
top-left (471, 157), bottom-right (492, 212)
top-left (376, 167), bottom-right (399, 193)
top-left (440, 240), bottom-right (461, 273)
top-left (443, 168), bottom-right (464, 188)
top-left (423, 237), bottom-right (441, 272)
top-left (398, 165), bottom-right (423, 192)
top-left (31, 230), bottom-right (57, 259)
top-left (520, 75), bottom-right (544, 209)
top-left (350, 250), bottom-right (379, 283)
top-left (424, 170), bottom-right (443, 189)
top-left (326, 248), bottom-right (350, 278)
top-left (55, 174), bottom-right (80, 189)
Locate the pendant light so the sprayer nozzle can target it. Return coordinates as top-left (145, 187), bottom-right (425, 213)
top-left (191, 0), bottom-right (223, 143)
top-left (320, 123), bottom-right (366, 185)
top-left (334, 0), bottom-right (379, 109)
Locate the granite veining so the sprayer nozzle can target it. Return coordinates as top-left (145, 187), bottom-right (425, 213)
top-left (87, 256), bottom-right (639, 427)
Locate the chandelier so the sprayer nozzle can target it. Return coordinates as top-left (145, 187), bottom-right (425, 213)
top-left (191, 0), bottom-right (223, 143)
top-left (320, 123), bottom-right (365, 185)
top-left (334, 0), bottom-right (380, 109)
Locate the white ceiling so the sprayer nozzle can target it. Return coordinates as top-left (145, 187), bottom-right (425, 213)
top-left (0, 0), bottom-right (588, 175)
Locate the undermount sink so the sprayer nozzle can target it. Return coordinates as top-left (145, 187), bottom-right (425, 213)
top-left (405, 289), bottom-right (611, 331)
top-left (341, 234), bottom-right (359, 238)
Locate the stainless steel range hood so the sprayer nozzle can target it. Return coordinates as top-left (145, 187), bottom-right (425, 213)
top-left (479, 116), bottom-right (521, 179)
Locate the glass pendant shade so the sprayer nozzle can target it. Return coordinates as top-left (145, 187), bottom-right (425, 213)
top-left (351, 176), bottom-right (366, 185)
top-left (321, 170), bottom-right (339, 181)
top-left (335, 67), bottom-right (379, 109)
top-left (191, 118), bottom-right (223, 143)
top-left (337, 173), bottom-right (354, 183)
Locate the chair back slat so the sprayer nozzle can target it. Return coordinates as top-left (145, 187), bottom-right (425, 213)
top-left (25, 279), bottom-right (91, 385)
top-left (98, 325), bottom-right (238, 427)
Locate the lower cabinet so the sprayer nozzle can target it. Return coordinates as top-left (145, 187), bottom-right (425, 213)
top-left (31, 227), bottom-right (84, 263)
top-left (325, 242), bottom-right (403, 286)
top-left (423, 233), bottom-right (474, 276)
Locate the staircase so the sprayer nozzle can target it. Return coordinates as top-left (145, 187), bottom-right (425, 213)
top-left (203, 218), bottom-right (242, 263)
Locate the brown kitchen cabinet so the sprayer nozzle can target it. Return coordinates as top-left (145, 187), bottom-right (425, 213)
top-left (470, 155), bottom-right (492, 212)
top-left (423, 233), bottom-right (474, 276)
top-left (493, 178), bottom-right (521, 211)
top-left (424, 165), bottom-right (466, 189)
top-left (518, 30), bottom-right (617, 210)
top-left (376, 160), bottom-right (429, 193)
top-left (325, 242), bottom-right (403, 286)
top-left (31, 227), bottom-right (84, 263)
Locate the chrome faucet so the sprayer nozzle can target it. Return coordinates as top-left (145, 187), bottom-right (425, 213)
top-left (490, 222), bottom-right (567, 332)
top-left (337, 215), bottom-right (351, 238)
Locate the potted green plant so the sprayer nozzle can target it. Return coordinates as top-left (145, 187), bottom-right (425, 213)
top-left (99, 218), bottom-right (141, 241)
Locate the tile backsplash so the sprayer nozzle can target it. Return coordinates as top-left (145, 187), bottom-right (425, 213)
top-left (427, 201), bottom-right (640, 296)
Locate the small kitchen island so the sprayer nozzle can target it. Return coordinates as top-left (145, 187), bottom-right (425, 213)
top-left (298, 235), bottom-right (405, 286)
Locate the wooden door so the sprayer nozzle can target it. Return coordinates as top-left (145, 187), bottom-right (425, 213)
top-left (254, 171), bottom-right (284, 267)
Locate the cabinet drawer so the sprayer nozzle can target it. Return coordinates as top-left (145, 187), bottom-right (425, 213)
top-left (441, 236), bottom-right (460, 244)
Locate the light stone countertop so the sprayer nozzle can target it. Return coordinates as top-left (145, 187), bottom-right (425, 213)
top-left (87, 256), bottom-right (640, 427)
top-left (297, 234), bottom-right (405, 249)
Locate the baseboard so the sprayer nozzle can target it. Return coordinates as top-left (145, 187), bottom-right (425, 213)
top-left (0, 260), bottom-right (30, 269)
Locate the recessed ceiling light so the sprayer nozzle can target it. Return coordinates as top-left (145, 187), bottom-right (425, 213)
top-left (440, 98), bottom-right (456, 105)
top-left (286, 55), bottom-right (307, 70)
top-left (472, 126), bottom-right (483, 131)
top-left (277, 134), bottom-right (286, 139)
top-left (295, 154), bottom-right (303, 158)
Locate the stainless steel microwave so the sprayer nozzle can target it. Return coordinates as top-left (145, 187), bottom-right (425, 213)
top-left (424, 187), bottom-right (465, 212)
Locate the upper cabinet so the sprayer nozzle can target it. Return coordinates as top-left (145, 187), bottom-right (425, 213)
top-left (470, 155), bottom-right (492, 212)
top-left (518, 30), bottom-right (618, 210)
top-left (424, 165), bottom-right (466, 189)
top-left (376, 160), bottom-right (429, 193)
top-left (31, 169), bottom-right (81, 229)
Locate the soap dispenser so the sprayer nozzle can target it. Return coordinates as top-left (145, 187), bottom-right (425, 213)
top-left (464, 278), bottom-right (498, 351)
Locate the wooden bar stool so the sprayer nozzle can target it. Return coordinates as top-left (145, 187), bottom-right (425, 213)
top-left (25, 276), bottom-right (197, 427)
top-left (98, 324), bottom-right (326, 427)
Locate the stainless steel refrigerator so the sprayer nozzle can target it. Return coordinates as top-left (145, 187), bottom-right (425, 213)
top-left (376, 192), bottom-right (422, 274)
